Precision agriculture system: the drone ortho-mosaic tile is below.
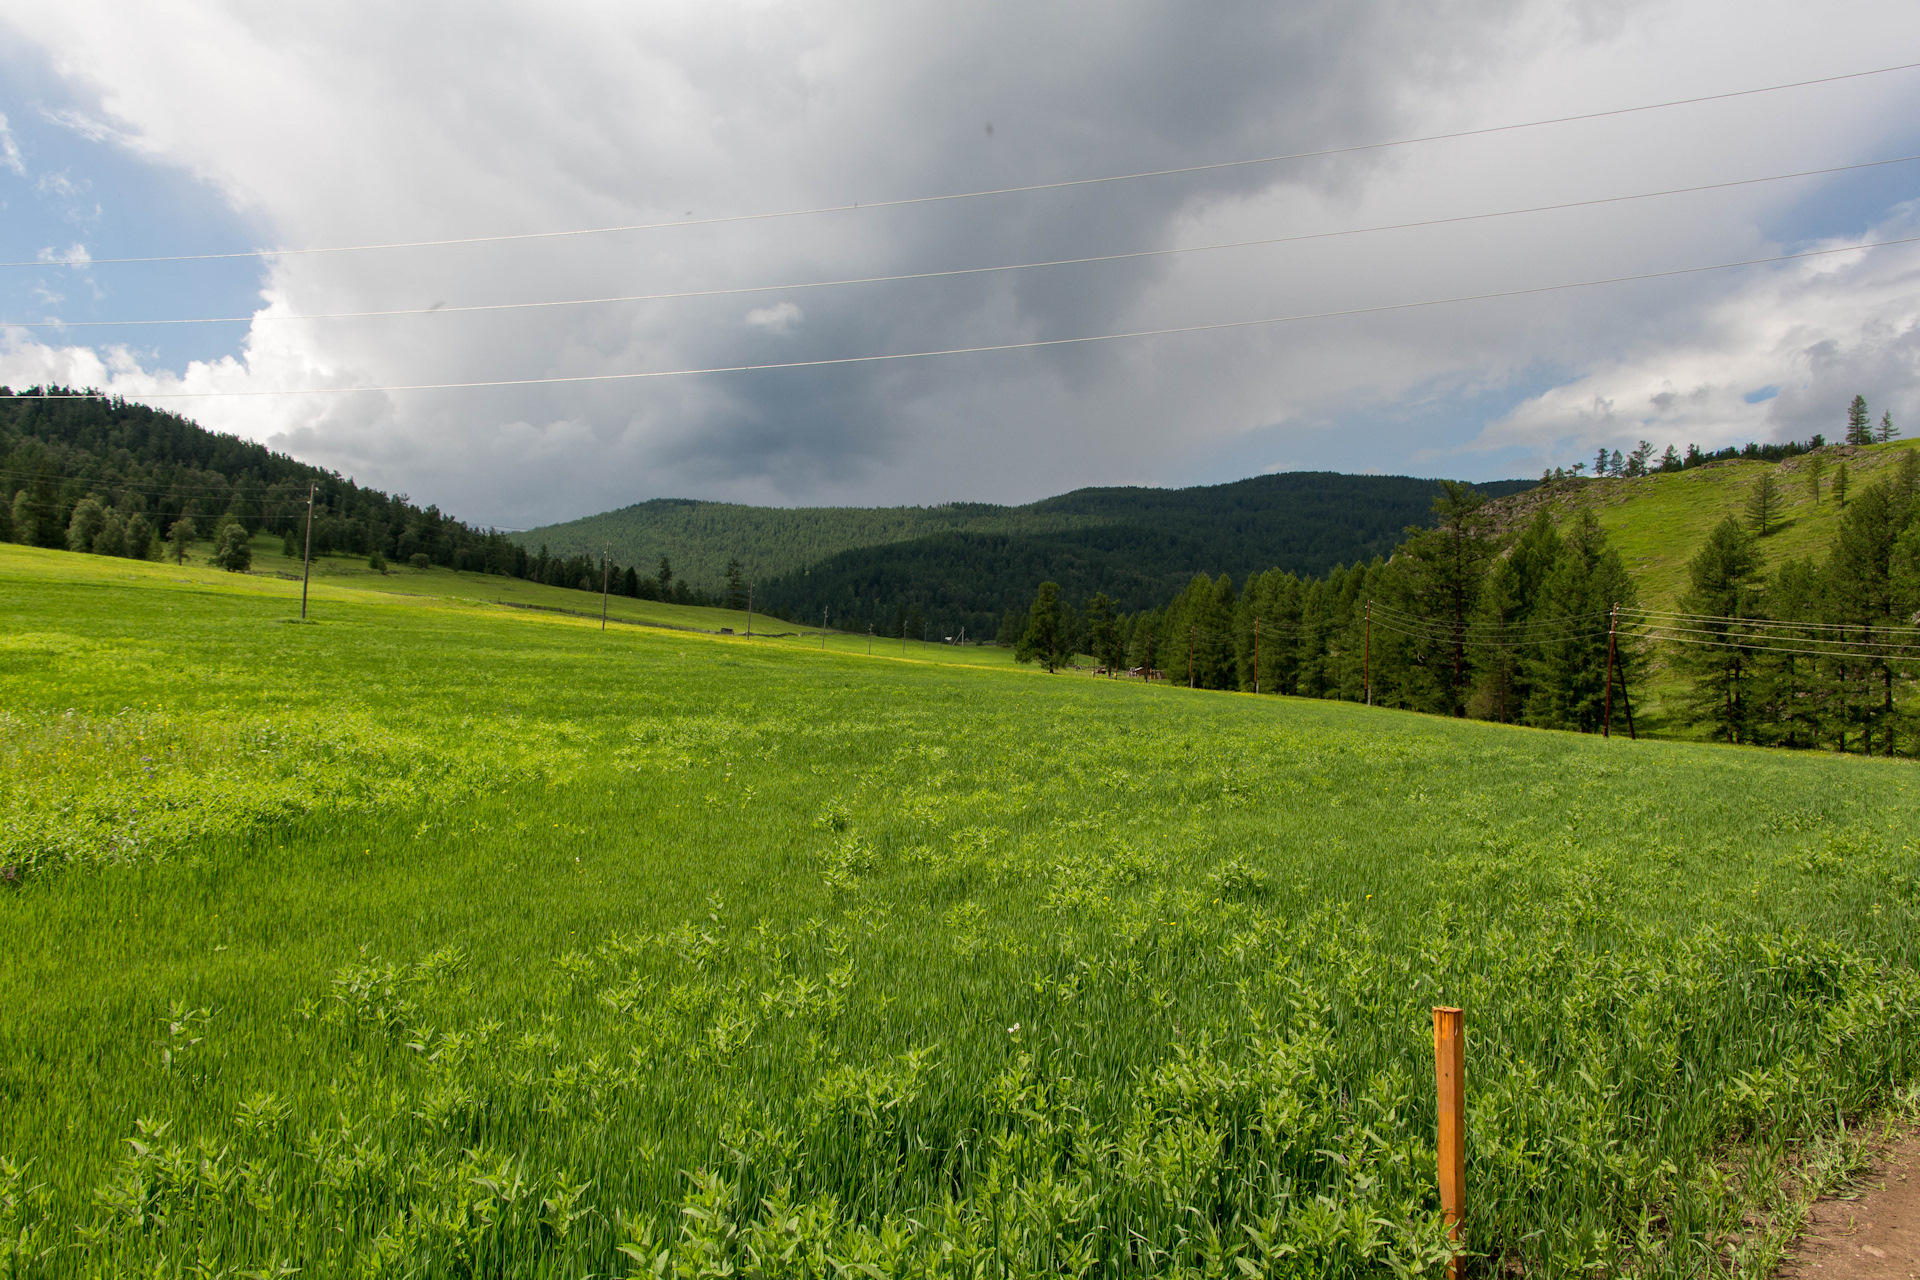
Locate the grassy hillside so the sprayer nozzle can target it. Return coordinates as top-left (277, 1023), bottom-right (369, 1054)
top-left (1491, 438), bottom-right (1920, 612)
top-left (4, 541), bottom-right (1918, 1276)
top-left (515, 473), bottom-right (1537, 595)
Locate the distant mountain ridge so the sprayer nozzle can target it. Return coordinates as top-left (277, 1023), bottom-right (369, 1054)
top-left (518, 471), bottom-right (1537, 637)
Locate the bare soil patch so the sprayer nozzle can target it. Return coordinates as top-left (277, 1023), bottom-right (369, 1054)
top-left (1782, 1132), bottom-right (1920, 1280)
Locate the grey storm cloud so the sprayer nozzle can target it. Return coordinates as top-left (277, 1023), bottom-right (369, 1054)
top-left (3, 0), bottom-right (1920, 524)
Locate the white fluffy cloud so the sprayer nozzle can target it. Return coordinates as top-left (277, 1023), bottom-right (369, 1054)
top-left (1, 1), bottom-right (1918, 523)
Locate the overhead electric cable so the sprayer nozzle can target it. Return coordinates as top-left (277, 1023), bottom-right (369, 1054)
top-left (11, 234), bottom-right (1916, 401)
top-left (1643, 629), bottom-right (1920, 659)
top-left (13, 153), bottom-right (1920, 330)
top-left (1625, 606), bottom-right (1920, 635)
top-left (6, 60), bottom-right (1918, 270)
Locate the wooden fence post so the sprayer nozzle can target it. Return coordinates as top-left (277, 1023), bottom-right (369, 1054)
top-left (1434, 1006), bottom-right (1465, 1280)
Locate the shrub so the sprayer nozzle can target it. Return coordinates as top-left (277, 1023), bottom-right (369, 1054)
top-left (409, 553), bottom-right (431, 570)
top-left (368, 547), bottom-right (387, 572)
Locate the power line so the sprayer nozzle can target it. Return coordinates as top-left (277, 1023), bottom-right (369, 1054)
top-left (10, 234), bottom-right (1916, 401)
top-left (7, 60), bottom-right (1918, 270)
top-left (1625, 606), bottom-right (1920, 636)
top-left (13, 153), bottom-right (1920, 330)
top-left (1644, 627), bottom-right (1920, 660)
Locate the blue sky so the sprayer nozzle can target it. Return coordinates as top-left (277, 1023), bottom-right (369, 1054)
top-left (3, 2), bottom-right (1920, 526)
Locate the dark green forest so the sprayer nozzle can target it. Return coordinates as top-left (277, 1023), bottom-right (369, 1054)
top-left (0, 388), bottom-right (712, 605)
top-left (649, 473), bottom-right (1537, 636)
top-left (518, 473), bottom-right (1536, 604)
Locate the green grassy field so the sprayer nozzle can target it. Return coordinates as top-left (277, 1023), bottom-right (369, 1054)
top-left (237, 542), bottom-right (1028, 670)
top-left (3, 542), bottom-right (1918, 1278)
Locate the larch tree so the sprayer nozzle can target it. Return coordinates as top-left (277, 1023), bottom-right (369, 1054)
top-left (1744, 470), bottom-right (1782, 538)
top-left (1396, 480), bottom-right (1494, 716)
top-left (1015, 581), bottom-right (1068, 672)
top-left (1675, 515), bottom-right (1767, 743)
top-left (1846, 395), bottom-right (1873, 445)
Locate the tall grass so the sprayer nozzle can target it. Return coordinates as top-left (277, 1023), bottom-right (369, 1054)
top-left (2, 544), bottom-right (1916, 1278)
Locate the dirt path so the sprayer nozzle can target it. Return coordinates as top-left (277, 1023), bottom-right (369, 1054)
top-left (1782, 1133), bottom-right (1920, 1280)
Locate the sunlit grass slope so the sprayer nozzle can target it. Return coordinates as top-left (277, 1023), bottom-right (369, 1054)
top-left (2, 542), bottom-right (1917, 1278)
top-left (238, 541), bottom-right (1024, 669)
top-left (1514, 439), bottom-right (1920, 613)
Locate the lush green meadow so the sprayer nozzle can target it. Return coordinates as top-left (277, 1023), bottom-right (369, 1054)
top-left (2, 542), bottom-right (1918, 1278)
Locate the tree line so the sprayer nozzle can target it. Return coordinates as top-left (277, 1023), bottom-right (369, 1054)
top-left (0, 388), bottom-right (715, 605)
top-left (1005, 416), bottom-right (1918, 755)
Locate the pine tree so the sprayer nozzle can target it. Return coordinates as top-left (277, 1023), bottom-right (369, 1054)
top-left (1526, 510), bottom-right (1638, 733)
top-left (209, 522), bottom-right (252, 573)
top-left (1084, 592), bottom-right (1118, 674)
top-left (1675, 516), bottom-right (1766, 743)
top-left (91, 510), bottom-right (127, 557)
top-left (1609, 449), bottom-right (1626, 477)
top-left (1877, 410), bottom-right (1898, 443)
top-left (1826, 478), bottom-right (1915, 754)
top-left (66, 496), bottom-right (106, 552)
top-left (1846, 395), bottom-right (1872, 445)
top-left (1744, 470), bottom-right (1781, 537)
top-left (1467, 509), bottom-right (1561, 722)
top-left (1805, 454), bottom-right (1825, 506)
top-left (724, 557), bottom-right (746, 610)
top-left (167, 517), bottom-right (196, 564)
top-left (657, 556), bottom-right (674, 597)
top-left (1835, 462), bottom-right (1849, 508)
top-left (1015, 581), bottom-right (1067, 672)
top-left (1394, 481), bottom-right (1493, 715)
top-left (1659, 445), bottom-right (1681, 472)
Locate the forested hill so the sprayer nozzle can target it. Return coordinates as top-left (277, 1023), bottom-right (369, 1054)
top-left (519, 472), bottom-right (1537, 611)
top-left (0, 388), bottom-right (654, 597)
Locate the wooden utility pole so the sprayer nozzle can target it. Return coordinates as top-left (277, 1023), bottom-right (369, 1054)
top-left (867, 625), bottom-right (873, 655)
top-left (600, 545), bottom-right (610, 631)
top-left (1603, 603), bottom-right (1618, 737)
top-left (821, 607), bottom-right (828, 649)
top-left (1189, 626), bottom-right (1196, 689)
top-left (300, 482), bottom-right (316, 621)
top-left (1433, 1007), bottom-right (1466, 1280)
top-left (1253, 618), bottom-right (1260, 695)
top-left (1364, 600), bottom-right (1372, 706)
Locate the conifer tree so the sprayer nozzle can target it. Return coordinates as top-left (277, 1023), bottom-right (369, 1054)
top-left (1877, 410), bottom-right (1898, 443)
top-left (1744, 470), bottom-right (1781, 537)
top-left (1015, 581), bottom-right (1067, 672)
top-left (1846, 395), bottom-right (1872, 445)
top-left (91, 510), bottom-right (127, 557)
top-left (1084, 592), bottom-right (1119, 675)
top-left (1827, 478), bottom-right (1915, 753)
top-left (1675, 516), bottom-right (1766, 743)
top-left (1805, 454), bottom-right (1824, 506)
top-left (167, 517), bottom-right (196, 564)
top-left (124, 513), bottom-right (154, 560)
top-left (1525, 510), bottom-right (1638, 732)
top-left (66, 496), bottom-right (105, 552)
top-left (1395, 482), bottom-right (1493, 715)
top-left (1467, 509), bottom-right (1561, 722)
top-left (725, 557), bottom-right (746, 610)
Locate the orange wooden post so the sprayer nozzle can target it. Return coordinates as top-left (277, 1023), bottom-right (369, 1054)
top-left (1434, 1006), bottom-right (1465, 1280)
